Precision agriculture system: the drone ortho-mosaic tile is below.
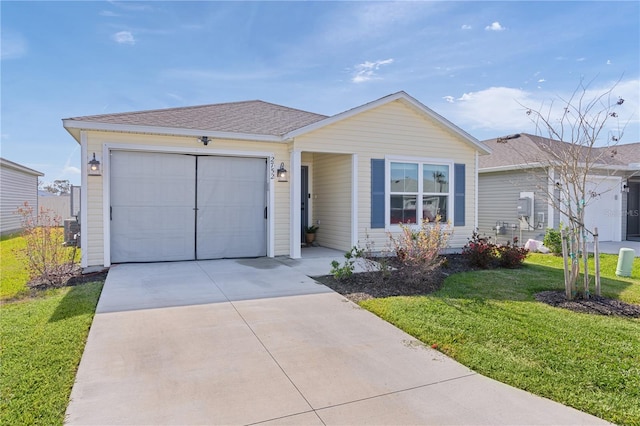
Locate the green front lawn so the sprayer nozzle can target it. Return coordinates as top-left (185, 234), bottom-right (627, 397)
top-left (0, 234), bottom-right (31, 299)
top-left (361, 253), bottom-right (640, 425)
top-left (1, 234), bottom-right (103, 425)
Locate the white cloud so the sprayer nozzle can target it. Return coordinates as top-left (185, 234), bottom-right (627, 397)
top-left (577, 57), bottom-right (586, 62)
top-left (63, 166), bottom-right (81, 175)
top-left (461, 24), bottom-right (472, 30)
top-left (443, 96), bottom-right (455, 103)
top-left (485, 22), bottom-right (505, 31)
top-left (538, 79), bottom-right (546, 83)
top-left (606, 59), bottom-right (612, 65)
top-left (112, 31), bottom-right (135, 45)
top-left (1, 31), bottom-right (27, 60)
top-left (438, 79), bottom-right (640, 143)
top-left (100, 10), bottom-right (120, 17)
top-left (351, 58), bottom-right (394, 83)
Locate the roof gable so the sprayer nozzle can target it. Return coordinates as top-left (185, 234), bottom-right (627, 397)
top-left (285, 91), bottom-right (491, 154)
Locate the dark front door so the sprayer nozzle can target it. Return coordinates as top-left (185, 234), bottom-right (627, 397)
top-left (301, 165), bottom-right (309, 243)
top-left (627, 181), bottom-right (640, 240)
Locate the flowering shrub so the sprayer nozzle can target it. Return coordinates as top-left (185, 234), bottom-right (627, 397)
top-left (496, 242), bottom-right (529, 268)
top-left (462, 231), bottom-right (497, 268)
top-left (388, 217), bottom-right (452, 270)
top-left (14, 202), bottom-right (78, 286)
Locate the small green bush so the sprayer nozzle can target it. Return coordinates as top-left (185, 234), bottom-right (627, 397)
top-left (330, 246), bottom-right (363, 280)
top-left (543, 228), bottom-right (563, 254)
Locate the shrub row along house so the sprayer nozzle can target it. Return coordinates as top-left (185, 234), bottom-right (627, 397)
top-left (63, 93), bottom-right (639, 272)
top-left (63, 92), bottom-right (489, 272)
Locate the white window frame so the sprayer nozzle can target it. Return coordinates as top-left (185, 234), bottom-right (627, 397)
top-left (385, 156), bottom-right (454, 231)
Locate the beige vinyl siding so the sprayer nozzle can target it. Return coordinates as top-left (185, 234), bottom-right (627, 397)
top-left (312, 153), bottom-right (352, 251)
top-left (478, 169), bottom-right (549, 244)
top-left (0, 162), bottom-right (41, 235)
top-left (295, 99), bottom-right (478, 250)
top-left (84, 131), bottom-right (290, 267)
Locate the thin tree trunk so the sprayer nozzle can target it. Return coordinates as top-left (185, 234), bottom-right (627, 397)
top-left (582, 235), bottom-right (589, 298)
top-left (594, 227), bottom-right (601, 296)
top-left (561, 228), bottom-right (571, 299)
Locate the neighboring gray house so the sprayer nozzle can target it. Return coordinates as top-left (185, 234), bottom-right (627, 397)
top-left (478, 133), bottom-right (640, 243)
top-left (0, 158), bottom-right (44, 236)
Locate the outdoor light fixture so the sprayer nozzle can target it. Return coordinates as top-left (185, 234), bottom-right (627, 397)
top-left (88, 153), bottom-right (101, 176)
top-left (623, 183), bottom-right (630, 193)
top-left (199, 136), bottom-right (211, 146)
top-left (277, 162), bottom-right (288, 182)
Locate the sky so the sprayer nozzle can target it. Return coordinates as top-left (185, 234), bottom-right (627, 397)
top-left (2, 1), bottom-right (639, 186)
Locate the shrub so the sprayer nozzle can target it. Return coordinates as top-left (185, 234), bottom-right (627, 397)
top-left (330, 246), bottom-right (364, 281)
top-left (388, 218), bottom-right (451, 269)
top-left (496, 242), bottom-right (529, 268)
top-left (462, 230), bottom-right (497, 268)
top-left (14, 202), bottom-right (78, 286)
top-left (543, 227), bottom-right (563, 254)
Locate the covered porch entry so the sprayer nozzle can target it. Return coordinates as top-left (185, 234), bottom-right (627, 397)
top-left (289, 150), bottom-right (358, 259)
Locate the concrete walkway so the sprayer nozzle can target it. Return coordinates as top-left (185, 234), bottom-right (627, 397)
top-left (66, 257), bottom-right (608, 425)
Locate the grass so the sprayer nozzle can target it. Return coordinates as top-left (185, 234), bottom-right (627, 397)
top-left (0, 234), bottom-right (31, 299)
top-left (361, 253), bottom-right (640, 425)
top-left (1, 233), bottom-right (104, 425)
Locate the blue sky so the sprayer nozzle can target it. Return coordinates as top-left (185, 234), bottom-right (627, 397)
top-left (2, 1), bottom-right (639, 186)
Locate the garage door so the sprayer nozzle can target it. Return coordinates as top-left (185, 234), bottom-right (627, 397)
top-left (110, 151), bottom-right (267, 263)
top-left (584, 177), bottom-right (621, 242)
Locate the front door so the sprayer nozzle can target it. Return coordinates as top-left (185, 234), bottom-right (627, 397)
top-left (301, 165), bottom-right (309, 243)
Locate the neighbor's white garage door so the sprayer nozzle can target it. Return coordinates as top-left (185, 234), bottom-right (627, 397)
top-left (583, 176), bottom-right (621, 242)
top-left (110, 151), bottom-right (267, 263)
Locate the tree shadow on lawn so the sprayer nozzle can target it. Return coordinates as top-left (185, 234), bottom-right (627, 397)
top-left (48, 278), bottom-right (105, 323)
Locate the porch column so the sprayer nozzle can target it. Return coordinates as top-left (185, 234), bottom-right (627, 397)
top-left (351, 154), bottom-right (359, 247)
top-left (290, 150), bottom-right (302, 259)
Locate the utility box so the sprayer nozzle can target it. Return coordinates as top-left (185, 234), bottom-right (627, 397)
top-left (517, 197), bottom-right (532, 218)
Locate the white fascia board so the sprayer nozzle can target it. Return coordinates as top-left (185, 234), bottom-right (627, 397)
top-left (62, 120), bottom-right (283, 143)
top-left (283, 91), bottom-right (492, 156)
top-left (479, 163), bottom-right (547, 173)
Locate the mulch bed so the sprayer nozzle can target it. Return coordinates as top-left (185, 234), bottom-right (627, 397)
top-left (535, 290), bottom-right (640, 318)
top-left (27, 268), bottom-right (109, 291)
top-left (315, 254), bottom-right (640, 318)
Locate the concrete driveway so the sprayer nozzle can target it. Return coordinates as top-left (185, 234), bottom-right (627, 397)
top-left (66, 258), bottom-right (608, 425)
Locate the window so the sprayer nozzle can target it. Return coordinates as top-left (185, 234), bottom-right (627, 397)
top-left (389, 161), bottom-right (449, 224)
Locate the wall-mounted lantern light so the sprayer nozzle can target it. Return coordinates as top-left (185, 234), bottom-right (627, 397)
top-left (622, 183), bottom-right (630, 193)
top-left (277, 162), bottom-right (288, 182)
top-left (88, 153), bottom-right (101, 176)
top-left (199, 136), bottom-right (211, 146)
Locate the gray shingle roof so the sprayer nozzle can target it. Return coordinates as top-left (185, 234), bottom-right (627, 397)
top-left (65, 100), bottom-right (328, 137)
top-left (479, 133), bottom-right (640, 170)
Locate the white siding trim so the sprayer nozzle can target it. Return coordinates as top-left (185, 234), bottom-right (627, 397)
top-left (475, 151), bottom-right (479, 229)
top-left (547, 168), bottom-right (555, 229)
top-left (290, 150), bottom-right (302, 258)
top-left (351, 154), bottom-right (358, 247)
top-left (102, 145), bottom-right (111, 267)
top-left (63, 120), bottom-right (282, 143)
top-left (268, 166), bottom-right (275, 257)
top-left (80, 131), bottom-right (89, 268)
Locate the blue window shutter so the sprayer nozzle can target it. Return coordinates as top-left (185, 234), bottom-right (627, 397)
top-left (454, 163), bottom-right (465, 226)
top-left (371, 159), bottom-right (385, 228)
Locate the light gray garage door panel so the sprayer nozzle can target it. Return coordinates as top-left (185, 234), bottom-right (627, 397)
top-left (196, 156), bottom-right (267, 259)
top-left (111, 151), bottom-right (196, 262)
